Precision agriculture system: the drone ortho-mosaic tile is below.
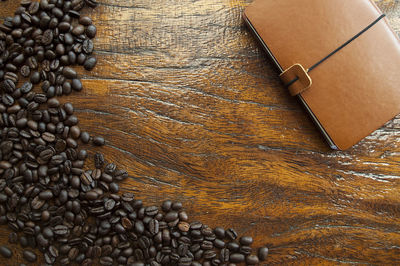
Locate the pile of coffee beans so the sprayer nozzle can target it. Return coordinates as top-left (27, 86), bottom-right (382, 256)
top-left (0, 0), bottom-right (269, 265)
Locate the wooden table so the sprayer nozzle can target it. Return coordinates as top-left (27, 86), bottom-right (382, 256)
top-left (1, 0), bottom-right (400, 265)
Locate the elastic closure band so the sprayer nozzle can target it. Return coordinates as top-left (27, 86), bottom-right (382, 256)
top-left (281, 14), bottom-right (386, 95)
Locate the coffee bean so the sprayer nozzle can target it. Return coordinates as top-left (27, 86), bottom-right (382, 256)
top-left (227, 242), bottom-right (240, 251)
top-left (56, 43), bottom-right (65, 55)
top-left (31, 196), bottom-right (45, 210)
top-left (54, 225), bottom-right (69, 236)
top-left (258, 246), bottom-right (269, 261)
top-left (162, 200), bottom-right (172, 212)
top-left (165, 211), bottom-right (178, 222)
top-left (149, 219), bottom-right (159, 234)
top-left (104, 198), bottom-right (115, 211)
top-left (13, 54), bottom-right (25, 66)
top-left (94, 153), bottom-right (104, 168)
top-left (146, 206), bottom-right (159, 216)
top-left (43, 227), bottom-right (54, 239)
top-left (23, 250), bottom-right (37, 262)
top-left (70, 125), bottom-right (81, 139)
top-left (82, 39), bottom-right (94, 54)
top-left (0, 245), bottom-right (12, 258)
top-left (42, 29), bottom-right (53, 45)
top-left (240, 245), bottom-right (252, 255)
top-left (122, 192), bottom-right (134, 202)
top-left (85, 190), bottom-right (98, 200)
top-left (83, 56), bottom-right (97, 70)
top-left (57, 21), bottom-right (69, 31)
top-left (30, 71), bottom-right (41, 84)
top-left (64, 32), bottom-right (74, 45)
top-left (71, 78), bottom-right (83, 91)
top-left (177, 221), bottom-right (189, 232)
top-left (226, 228), bottom-right (238, 240)
top-left (246, 254), bottom-right (260, 264)
top-left (239, 236), bottom-right (253, 246)
top-left (62, 67), bottom-right (77, 79)
top-left (86, 24), bottom-right (97, 39)
top-left (42, 132), bottom-right (56, 142)
top-left (93, 136), bottom-right (105, 146)
top-left (229, 253), bottom-right (245, 263)
top-left (99, 256), bottom-right (113, 265)
top-left (79, 16), bottom-right (92, 26)
top-left (39, 190), bottom-right (53, 200)
top-left (80, 131), bottom-right (90, 143)
top-left (172, 201), bottom-right (183, 210)
top-left (2, 94), bottom-right (14, 106)
top-left (77, 53), bottom-right (86, 65)
top-left (52, 7), bottom-right (64, 18)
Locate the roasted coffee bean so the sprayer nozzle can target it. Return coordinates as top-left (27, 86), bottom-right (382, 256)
top-left (226, 228), bottom-right (238, 240)
top-left (83, 56), bottom-right (97, 70)
top-left (0, 245), bottom-right (12, 258)
top-left (23, 250), bottom-right (37, 262)
top-left (86, 25), bottom-right (97, 38)
top-left (2, 94), bottom-right (14, 106)
top-left (104, 198), bottom-right (115, 211)
top-left (56, 43), bottom-right (65, 55)
top-left (92, 136), bottom-right (105, 146)
top-left (240, 245), bottom-right (252, 255)
top-left (94, 152), bottom-right (104, 168)
top-left (80, 131), bottom-right (90, 143)
top-left (30, 71), bottom-right (41, 84)
top-left (162, 200), bottom-right (172, 212)
top-left (62, 67), bottom-right (77, 79)
top-left (79, 16), bottom-right (92, 26)
top-left (99, 256), bottom-right (113, 265)
top-left (54, 225), bottom-right (69, 236)
top-left (42, 29), bottom-right (53, 45)
top-left (72, 25), bottom-right (85, 35)
top-left (240, 236), bottom-right (253, 246)
top-left (230, 253), bottom-right (245, 263)
top-left (82, 39), bottom-right (94, 54)
top-left (71, 78), bottom-right (83, 91)
top-left (258, 247), bottom-right (269, 261)
top-left (39, 190), bottom-right (53, 200)
top-left (146, 206), bottom-right (159, 216)
top-left (31, 196), bottom-right (45, 210)
top-left (214, 227), bottom-right (225, 239)
top-left (246, 254), bottom-right (260, 264)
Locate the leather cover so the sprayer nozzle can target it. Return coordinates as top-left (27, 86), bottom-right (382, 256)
top-left (244, 0), bottom-right (400, 150)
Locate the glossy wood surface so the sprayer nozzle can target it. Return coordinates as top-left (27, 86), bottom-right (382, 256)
top-left (0, 0), bottom-right (400, 265)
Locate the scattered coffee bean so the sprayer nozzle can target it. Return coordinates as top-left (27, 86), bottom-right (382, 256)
top-left (240, 236), bottom-right (254, 246)
top-left (86, 25), bottom-right (97, 39)
top-left (258, 246), bottom-right (269, 261)
top-left (22, 250), bottom-right (37, 262)
top-left (83, 56), bottom-right (97, 70)
top-left (247, 254), bottom-right (260, 264)
top-left (93, 136), bottom-right (105, 146)
top-left (0, 245), bottom-right (12, 258)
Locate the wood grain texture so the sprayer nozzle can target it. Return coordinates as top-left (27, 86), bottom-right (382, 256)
top-left (1, 0), bottom-right (400, 265)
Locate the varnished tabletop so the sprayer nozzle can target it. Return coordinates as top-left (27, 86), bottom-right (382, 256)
top-left (0, 0), bottom-right (400, 265)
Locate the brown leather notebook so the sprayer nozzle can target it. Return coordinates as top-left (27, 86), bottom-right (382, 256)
top-left (244, 0), bottom-right (400, 150)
